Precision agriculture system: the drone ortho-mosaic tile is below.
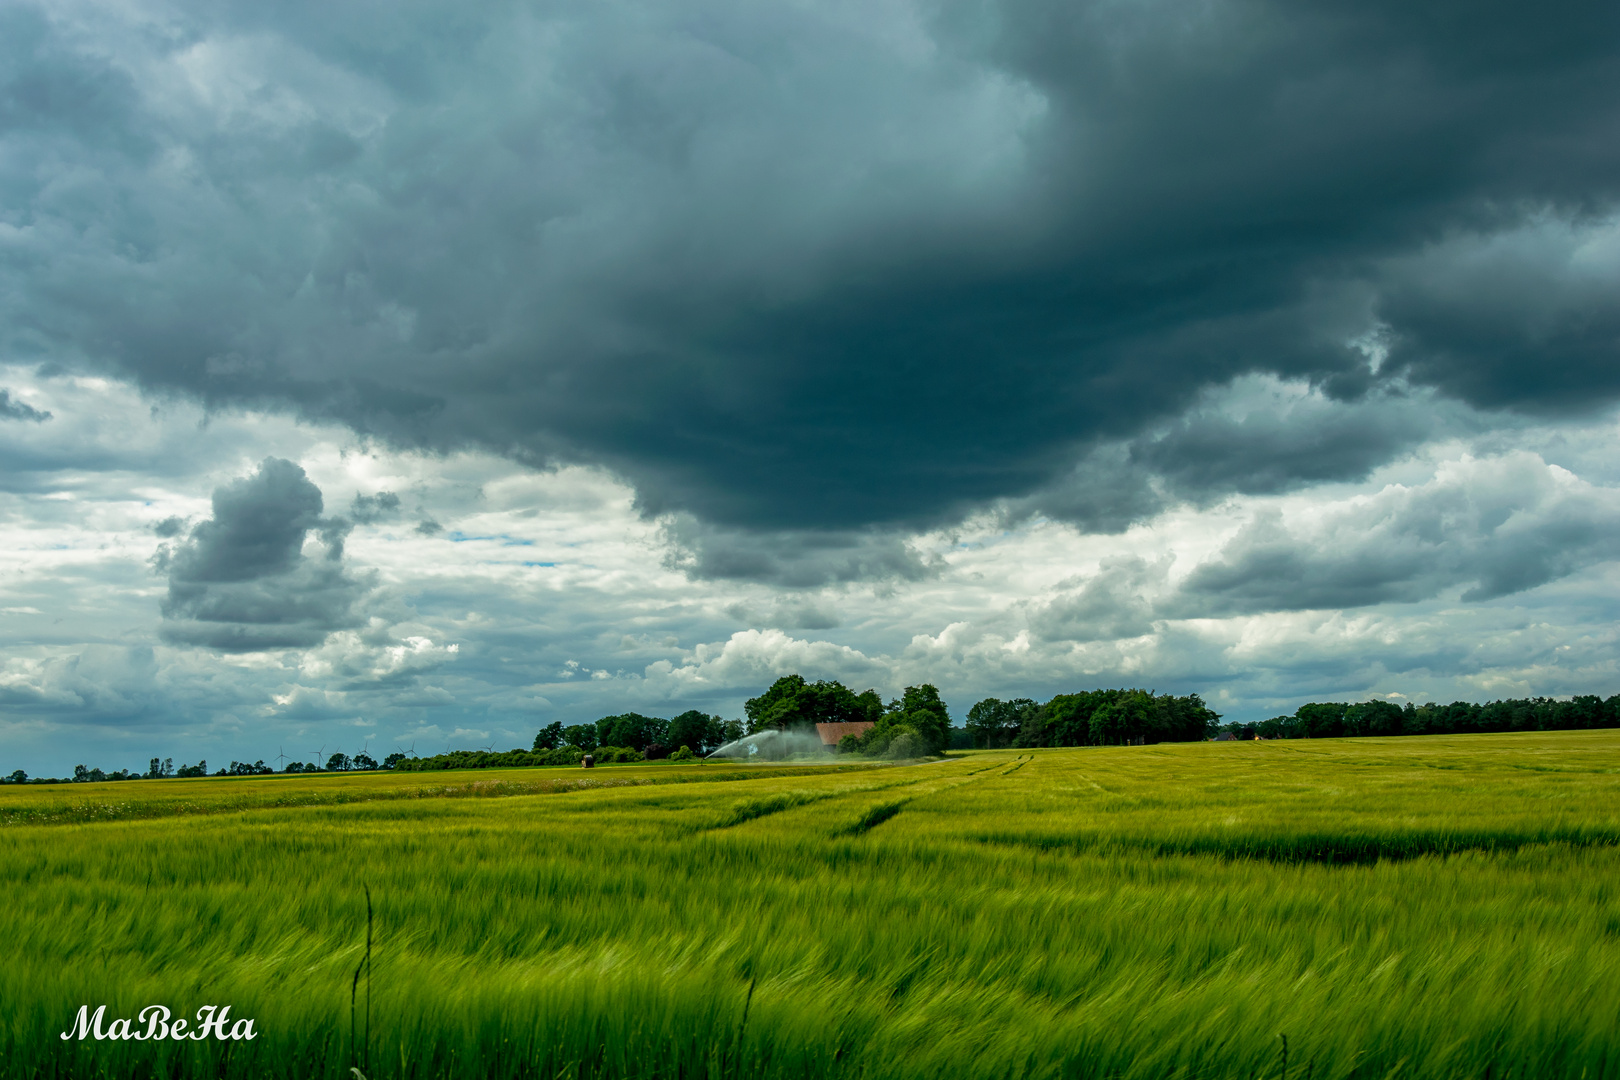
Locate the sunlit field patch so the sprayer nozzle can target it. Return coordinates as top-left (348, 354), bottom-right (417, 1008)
top-left (4, 731), bottom-right (1619, 1079)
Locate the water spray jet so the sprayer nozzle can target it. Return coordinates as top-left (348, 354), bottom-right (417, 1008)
top-left (705, 729), bottom-right (829, 762)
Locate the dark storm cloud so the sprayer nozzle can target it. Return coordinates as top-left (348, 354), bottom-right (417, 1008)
top-left (349, 491), bottom-right (401, 524)
top-left (1006, 445), bottom-right (1168, 535)
top-left (4, 0), bottom-right (1618, 561)
top-left (1015, 452), bottom-right (1620, 641)
top-left (1007, 380), bottom-right (1457, 531)
top-left (1129, 388), bottom-right (1442, 501)
top-left (661, 514), bottom-right (937, 588)
top-left (1177, 454), bottom-right (1620, 614)
top-left (352, 489), bottom-right (445, 536)
top-left (1376, 220), bottom-right (1620, 412)
top-left (0, 390), bottom-right (50, 422)
top-left (1028, 556), bottom-right (1167, 643)
top-left (159, 458), bottom-right (369, 650)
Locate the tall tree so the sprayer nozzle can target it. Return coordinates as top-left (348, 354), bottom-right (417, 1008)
top-left (667, 710), bottom-right (724, 755)
top-left (890, 684), bottom-right (951, 753)
top-left (595, 713), bottom-right (666, 752)
top-left (563, 724), bottom-right (599, 752)
top-left (967, 698), bottom-right (1038, 748)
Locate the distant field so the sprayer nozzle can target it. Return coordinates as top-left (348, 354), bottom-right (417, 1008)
top-left (4, 731), bottom-right (1619, 1079)
top-left (0, 758), bottom-right (871, 827)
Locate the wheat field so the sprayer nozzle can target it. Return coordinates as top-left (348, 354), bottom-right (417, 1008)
top-left (3, 731), bottom-right (1619, 1079)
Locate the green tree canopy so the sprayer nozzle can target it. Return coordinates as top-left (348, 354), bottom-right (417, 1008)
top-left (1034, 690), bottom-right (1124, 746)
top-left (667, 710), bottom-right (725, 755)
top-left (1296, 702), bottom-right (1349, 738)
top-left (1345, 700), bottom-right (1404, 737)
top-left (745, 676), bottom-right (881, 734)
top-left (595, 713), bottom-right (666, 752)
top-left (563, 723), bottom-right (599, 752)
top-left (965, 697), bottom-right (1037, 748)
top-left (892, 684), bottom-right (951, 752)
top-left (849, 684), bottom-right (954, 756)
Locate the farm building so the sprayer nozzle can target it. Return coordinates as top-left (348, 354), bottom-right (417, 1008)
top-left (816, 722), bottom-right (876, 749)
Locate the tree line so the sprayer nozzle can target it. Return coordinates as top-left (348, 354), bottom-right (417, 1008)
top-left (3, 752), bottom-right (385, 785)
top-left (12, 686), bottom-right (1620, 783)
top-left (964, 689), bottom-right (1223, 747)
top-left (394, 677), bottom-right (959, 773)
top-left (1223, 695), bottom-right (1620, 740)
top-left (390, 710), bottom-right (742, 771)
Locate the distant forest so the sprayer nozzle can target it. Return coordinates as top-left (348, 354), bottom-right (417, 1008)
top-left (11, 682), bottom-right (1620, 783)
top-left (397, 679), bottom-right (1220, 772)
top-left (966, 692), bottom-right (1620, 746)
top-left (1222, 695), bottom-right (1620, 740)
top-left (964, 690), bottom-right (1221, 748)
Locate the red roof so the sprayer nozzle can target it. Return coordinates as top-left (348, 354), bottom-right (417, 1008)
top-left (815, 721), bottom-right (876, 746)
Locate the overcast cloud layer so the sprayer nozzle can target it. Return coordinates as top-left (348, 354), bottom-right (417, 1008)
top-left (2, 0), bottom-right (1619, 772)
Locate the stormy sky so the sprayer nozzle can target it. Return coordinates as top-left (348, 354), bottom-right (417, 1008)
top-left (3, 0), bottom-right (1619, 773)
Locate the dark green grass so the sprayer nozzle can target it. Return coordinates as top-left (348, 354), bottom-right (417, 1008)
top-left (3, 732), bottom-right (1619, 1078)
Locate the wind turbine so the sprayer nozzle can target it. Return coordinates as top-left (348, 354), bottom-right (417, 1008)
top-left (275, 746), bottom-right (289, 771)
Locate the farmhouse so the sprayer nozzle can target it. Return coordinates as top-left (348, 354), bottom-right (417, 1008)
top-left (816, 722), bottom-right (876, 749)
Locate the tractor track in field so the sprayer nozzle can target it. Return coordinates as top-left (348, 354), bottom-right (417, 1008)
top-left (694, 769), bottom-right (980, 833)
top-left (700, 758), bottom-right (1015, 837)
top-left (829, 765), bottom-right (1009, 837)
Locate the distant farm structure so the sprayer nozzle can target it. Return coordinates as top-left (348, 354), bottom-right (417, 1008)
top-left (816, 722), bottom-right (876, 749)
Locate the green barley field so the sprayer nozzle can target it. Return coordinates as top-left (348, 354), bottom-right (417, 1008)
top-left (5, 731), bottom-right (1620, 1079)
